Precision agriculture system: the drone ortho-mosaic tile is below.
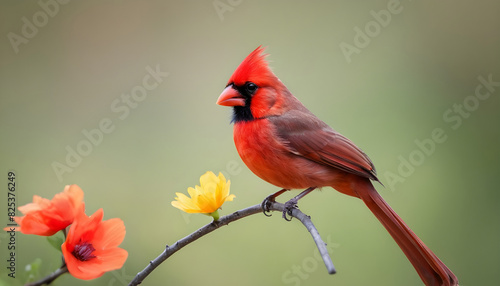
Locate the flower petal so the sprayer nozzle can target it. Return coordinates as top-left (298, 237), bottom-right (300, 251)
top-left (62, 208), bottom-right (127, 280)
top-left (18, 196), bottom-right (47, 214)
top-left (225, 194), bottom-right (236, 202)
top-left (91, 248), bottom-right (128, 272)
top-left (62, 241), bottom-right (96, 280)
top-left (16, 214), bottom-right (54, 235)
top-left (14, 185), bottom-right (85, 236)
top-left (171, 192), bottom-right (202, 213)
top-left (92, 218), bottom-right (126, 250)
top-left (199, 171), bottom-right (216, 188)
top-left (172, 171), bottom-right (235, 216)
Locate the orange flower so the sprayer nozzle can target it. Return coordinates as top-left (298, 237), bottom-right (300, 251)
top-left (13, 185), bottom-right (84, 236)
top-left (61, 208), bottom-right (128, 280)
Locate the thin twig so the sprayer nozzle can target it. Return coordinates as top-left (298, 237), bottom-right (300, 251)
top-left (25, 265), bottom-right (68, 286)
top-left (129, 201), bottom-right (335, 286)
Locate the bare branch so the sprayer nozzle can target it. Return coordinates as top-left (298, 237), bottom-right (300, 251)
top-left (25, 265), bottom-right (68, 286)
top-left (129, 201), bottom-right (335, 286)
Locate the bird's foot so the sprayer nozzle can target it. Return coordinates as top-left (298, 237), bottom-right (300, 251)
top-left (281, 187), bottom-right (317, 221)
top-left (282, 198), bottom-right (299, 221)
top-left (261, 189), bottom-right (288, 217)
top-left (261, 195), bottom-right (276, 217)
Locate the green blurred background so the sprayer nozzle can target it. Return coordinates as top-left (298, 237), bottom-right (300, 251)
top-left (1, 1), bottom-right (499, 285)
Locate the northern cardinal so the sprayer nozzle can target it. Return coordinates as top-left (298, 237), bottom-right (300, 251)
top-left (216, 46), bottom-right (458, 286)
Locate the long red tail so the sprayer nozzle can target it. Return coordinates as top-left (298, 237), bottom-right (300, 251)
top-left (354, 178), bottom-right (458, 286)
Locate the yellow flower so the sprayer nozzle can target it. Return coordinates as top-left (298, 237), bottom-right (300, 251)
top-left (172, 171), bottom-right (235, 220)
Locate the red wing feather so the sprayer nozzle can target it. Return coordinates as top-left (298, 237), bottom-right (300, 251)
top-left (269, 110), bottom-right (378, 181)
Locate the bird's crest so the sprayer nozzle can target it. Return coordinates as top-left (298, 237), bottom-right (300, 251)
top-left (228, 46), bottom-right (275, 86)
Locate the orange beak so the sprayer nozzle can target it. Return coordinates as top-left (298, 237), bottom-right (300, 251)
top-left (216, 85), bottom-right (246, 106)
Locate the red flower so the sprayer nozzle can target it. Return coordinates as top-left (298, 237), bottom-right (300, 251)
top-left (61, 208), bottom-right (128, 280)
top-left (13, 185), bottom-right (84, 236)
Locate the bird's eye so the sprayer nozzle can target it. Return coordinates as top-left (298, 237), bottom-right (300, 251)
top-left (245, 82), bottom-right (258, 95)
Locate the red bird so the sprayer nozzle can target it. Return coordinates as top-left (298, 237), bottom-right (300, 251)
top-left (216, 46), bottom-right (458, 286)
